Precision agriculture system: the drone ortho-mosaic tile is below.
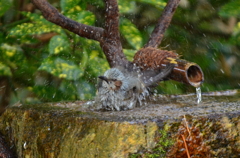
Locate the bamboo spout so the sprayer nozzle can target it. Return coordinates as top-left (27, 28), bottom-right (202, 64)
top-left (161, 58), bottom-right (204, 87)
top-left (133, 47), bottom-right (204, 87)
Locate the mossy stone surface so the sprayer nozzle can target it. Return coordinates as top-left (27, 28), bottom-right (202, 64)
top-left (0, 104), bottom-right (158, 158)
top-left (0, 91), bottom-right (240, 157)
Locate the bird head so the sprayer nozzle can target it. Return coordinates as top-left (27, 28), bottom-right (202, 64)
top-left (98, 76), bottom-right (122, 91)
top-left (98, 68), bottom-right (124, 91)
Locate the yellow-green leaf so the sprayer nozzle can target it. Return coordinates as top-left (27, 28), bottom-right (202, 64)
top-left (120, 18), bottom-right (143, 49)
top-left (219, 0), bottom-right (240, 18)
top-left (136, 0), bottom-right (166, 9)
top-left (0, 0), bottom-right (12, 16)
top-left (49, 35), bottom-right (70, 55)
top-left (66, 8), bottom-right (96, 25)
top-left (9, 12), bottom-right (62, 37)
top-left (123, 49), bottom-right (137, 61)
top-left (61, 0), bottom-right (84, 13)
top-left (118, 0), bottom-right (137, 14)
top-left (39, 57), bottom-right (83, 80)
top-left (0, 62), bottom-right (12, 76)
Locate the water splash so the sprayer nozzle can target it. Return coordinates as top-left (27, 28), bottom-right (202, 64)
top-left (196, 87), bottom-right (202, 104)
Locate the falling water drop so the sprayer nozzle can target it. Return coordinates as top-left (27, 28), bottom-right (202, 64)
top-left (196, 87), bottom-right (202, 104)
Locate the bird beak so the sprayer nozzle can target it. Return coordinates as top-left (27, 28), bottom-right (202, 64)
top-left (98, 76), bottom-right (109, 84)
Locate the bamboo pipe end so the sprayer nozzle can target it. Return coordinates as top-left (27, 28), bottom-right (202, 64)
top-left (186, 65), bottom-right (204, 87)
top-left (164, 58), bottom-right (204, 87)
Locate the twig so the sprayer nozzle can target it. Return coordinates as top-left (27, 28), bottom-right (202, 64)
top-left (31, 0), bottom-right (104, 41)
top-left (184, 115), bottom-right (191, 136)
top-left (144, 0), bottom-right (180, 48)
top-left (181, 134), bottom-right (190, 158)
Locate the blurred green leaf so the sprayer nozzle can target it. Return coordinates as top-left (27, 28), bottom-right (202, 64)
top-left (9, 22), bottom-right (61, 36)
top-left (0, 43), bottom-right (24, 68)
top-left (79, 49), bottom-right (89, 71)
top-left (136, 0), bottom-right (166, 9)
top-left (22, 12), bottom-right (47, 23)
top-left (33, 85), bottom-right (74, 102)
top-left (61, 0), bottom-right (85, 13)
top-left (229, 32), bottom-right (240, 46)
top-left (87, 0), bottom-right (104, 8)
top-left (9, 12), bottom-right (62, 37)
top-left (39, 57), bottom-right (83, 80)
top-left (0, 32), bottom-right (4, 44)
top-left (88, 56), bottom-right (109, 78)
top-left (49, 35), bottom-right (70, 55)
top-left (76, 11), bottom-right (95, 25)
top-left (123, 49), bottom-right (136, 61)
top-left (0, 43), bottom-right (22, 58)
top-left (75, 80), bottom-right (96, 100)
top-left (219, 0), bottom-right (240, 18)
top-left (0, 62), bottom-right (12, 76)
top-left (66, 7), bottom-right (96, 25)
top-left (59, 80), bottom-right (83, 100)
top-left (118, 0), bottom-right (137, 14)
top-left (158, 81), bottom-right (184, 94)
top-left (120, 18), bottom-right (143, 49)
top-left (0, 0), bottom-right (12, 16)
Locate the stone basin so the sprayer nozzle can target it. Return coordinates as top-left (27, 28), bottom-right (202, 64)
top-left (0, 90), bottom-right (240, 157)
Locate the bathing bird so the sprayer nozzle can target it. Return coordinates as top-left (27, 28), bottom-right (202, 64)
top-left (94, 64), bottom-right (175, 111)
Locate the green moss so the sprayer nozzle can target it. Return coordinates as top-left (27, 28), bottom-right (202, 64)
top-left (129, 124), bottom-right (175, 158)
top-left (154, 127), bottom-right (174, 157)
top-left (129, 153), bottom-right (142, 158)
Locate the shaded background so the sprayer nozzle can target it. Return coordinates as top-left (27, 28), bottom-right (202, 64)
top-left (0, 0), bottom-right (240, 108)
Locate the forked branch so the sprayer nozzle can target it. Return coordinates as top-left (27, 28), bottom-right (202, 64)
top-left (145, 0), bottom-right (180, 48)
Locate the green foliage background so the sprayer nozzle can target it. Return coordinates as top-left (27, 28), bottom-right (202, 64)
top-left (0, 0), bottom-right (240, 106)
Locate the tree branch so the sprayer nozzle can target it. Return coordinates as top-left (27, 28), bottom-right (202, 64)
top-left (144, 0), bottom-right (180, 48)
top-left (103, 0), bottom-right (121, 42)
top-left (100, 0), bottom-right (126, 67)
top-left (100, 0), bottom-right (128, 68)
top-left (31, 0), bottom-right (104, 41)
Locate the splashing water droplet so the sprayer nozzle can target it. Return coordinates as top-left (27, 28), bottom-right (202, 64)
top-left (196, 87), bottom-right (202, 104)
